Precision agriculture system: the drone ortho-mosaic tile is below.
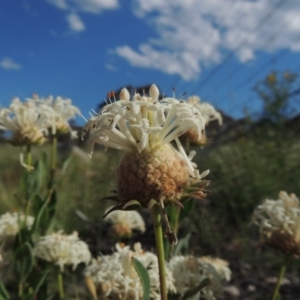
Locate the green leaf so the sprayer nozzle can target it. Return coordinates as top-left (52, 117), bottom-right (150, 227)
top-left (174, 233), bottom-right (191, 256)
top-left (36, 190), bottom-right (57, 233)
top-left (29, 196), bottom-right (48, 235)
top-left (47, 190), bottom-right (57, 221)
top-left (14, 242), bottom-right (34, 283)
top-left (179, 199), bottom-right (195, 221)
top-left (99, 195), bottom-right (120, 202)
top-left (0, 282), bottom-right (10, 299)
top-left (61, 156), bottom-right (73, 175)
top-left (123, 200), bottom-right (141, 210)
top-left (132, 257), bottom-right (150, 300)
top-left (31, 269), bottom-right (51, 299)
top-left (182, 278), bottom-right (211, 300)
top-left (147, 199), bottom-right (157, 209)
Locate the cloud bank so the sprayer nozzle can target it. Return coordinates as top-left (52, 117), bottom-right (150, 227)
top-left (115, 0), bottom-right (300, 80)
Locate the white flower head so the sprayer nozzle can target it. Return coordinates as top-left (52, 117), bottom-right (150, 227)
top-left (33, 231), bottom-right (91, 271)
top-left (82, 84), bottom-right (206, 160)
top-left (169, 255), bottom-right (231, 300)
top-left (0, 212), bottom-right (34, 241)
top-left (200, 256), bottom-right (231, 282)
top-left (29, 95), bottom-right (81, 137)
top-left (85, 243), bottom-right (176, 299)
top-left (252, 191), bottom-right (300, 254)
top-left (187, 96), bottom-right (222, 125)
top-left (0, 98), bottom-right (53, 145)
top-left (104, 208), bottom-right (146, 238)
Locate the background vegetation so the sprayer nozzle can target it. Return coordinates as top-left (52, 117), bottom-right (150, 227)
top-left (1, 71), bottom-right (300, 299)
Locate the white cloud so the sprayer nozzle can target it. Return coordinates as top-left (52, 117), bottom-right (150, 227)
top-left (46, 0), bottom-right (119, 33)
top-left (46, 0), bottom-right (119, 13)
top-left (66, 13), bottom-right (85, 31)
top-left (72, 0), bottom-right (119, 13)
top-left (115, 0), bottom-right (300, 80)
top-left (46, 0), bottom-right (68, 10)
top-left (105, 63), bottom-right (117, 71)
top-left (0, 57), bottom-right (22, 70)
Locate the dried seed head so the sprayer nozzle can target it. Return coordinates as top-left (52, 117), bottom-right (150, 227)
top-left (263, 230), bottom-right (300, 255)
top-left (117, 143), bottom-right (189, 205)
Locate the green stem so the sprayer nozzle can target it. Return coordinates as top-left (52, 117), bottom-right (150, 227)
top-left (57, 271), bottom-right (65, 299)
top-left (151, 204), bottom-right (167, 300)
top-left (18, 283), bottom-right (23, 298)
top-left (48, 136), bottom-right (57, 190)
top-left (26, 144), bottom-right (32, 168)
top-left (24, 144), bottom-right (32, 223)
top-left (271, 256), bottom-right (288, 300)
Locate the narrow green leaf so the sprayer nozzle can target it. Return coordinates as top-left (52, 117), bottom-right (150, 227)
top-left (103, 204), bottom-right (126, 218)
top-left (174, 233), bottom-right (191, 256)
top-left (147, 199), bottom-right (157, 209)
top-left (61, 156), bottom-right (73, 175)
top-left (182, 278), bottom-right (211, 300)
top-left (132, 257), bottom-right (150, 300)
top-left (0, 282), bottom-right (10, 299)
top-left (30, 195), bottom-right (48, 234)
top-left (123, 200), bottom-right (141, 210)
top-left (179, 199), bottom-right (195, 221)
top-left (31, 269), bottom-right (51, 299)
top-left (48, 189), bottom-right (57, 221)
top-left (99, 195), bottom-right (120, 202)
top-left (14, 242), bottom-right (34, 283)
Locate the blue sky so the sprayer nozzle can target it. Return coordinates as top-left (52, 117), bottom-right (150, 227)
top-left (1, 0), bottom-right (300, 125)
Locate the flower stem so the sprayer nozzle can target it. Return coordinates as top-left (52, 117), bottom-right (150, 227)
top-left (26, 144), bottom-right (32, 168)
top-left (151, 204), bottom-right (167, 300)
top-left (271, 256), bottom-right (288, 300)
top-left (57, 271), bottom-right (65, 299)
top-left (18, 283), bottom-right (23, 298)
top-left (48, 136), bottom-right (57, 190)
top-left (24, 144), bottom-right (32, 223)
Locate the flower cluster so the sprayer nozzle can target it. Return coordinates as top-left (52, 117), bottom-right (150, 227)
top-left (33, 231), bottom-right (91, 271)
top-left (0, 98), bottom-right (53, 146)
top-left (30, 95), bottom-right (81, 138)
top-left (103, 208), bottom-right (146, 238)
top-left (0, 212), bottom-right (34, 241)
top-left (82, 84), bottom-right (209, 208)
top-left (0, 95), bottom-right (80, 169)
top-left (187, 96), bottom-right (222, 126)
top-left (252, 191), bottom-right (300, 255)
top-left (181, 96), bottom-right (222, 145)
top-left (0, 95), bottom-right (80, 144)
top-left (84, 243), bottom-right (176, 300)
top-left (82, 85), bottom-right (206, 157)
top-left (169, 255), bottom-right (231, 300)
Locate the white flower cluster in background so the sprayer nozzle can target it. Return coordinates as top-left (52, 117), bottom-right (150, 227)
top-left (0, 212), bottom-right (34, 240)
top-left (169, 255), bottom-right (231, 300)
top-left (85, 243), bottom-right (176, 300)
top-left (103, 208), bottom-right (146, 238)
top-left (187, 96), bottom-right (222, 125)
top-left (0, 95), bottom-right (80, 145)
top-left (33, 231), bottom-right (91, 271)
top-left (0, 98), bottom-right (54, 145)
top-left (252, 191), bottom-right (300, 238)
top-left (30, 95), bottom-right (81, 138)
top-left (82, 84), bottom-right (206, 179)
top-left (0, 95), bottom-right (80, 169)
